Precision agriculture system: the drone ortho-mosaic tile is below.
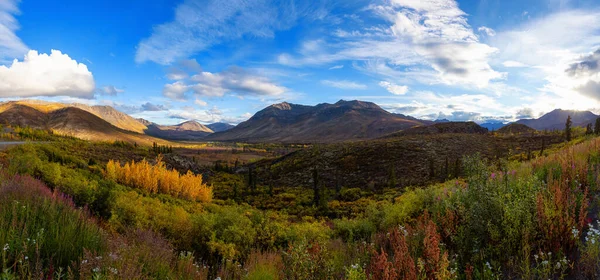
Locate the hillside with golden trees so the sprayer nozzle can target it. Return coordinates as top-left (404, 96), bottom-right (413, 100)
top-left (105, 155), bottom-right (212, 202)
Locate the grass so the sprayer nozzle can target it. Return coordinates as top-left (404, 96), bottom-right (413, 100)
top-left (0, 173), bottom-right (106, 277)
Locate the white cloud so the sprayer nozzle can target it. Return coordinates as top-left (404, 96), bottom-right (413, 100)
top-left (491, 10), bottom-right (600, 109)
top-left (502, 60), bottom-right (528, 68)
top-left (278, 0), bottom-right (503, 88)
top-left (321, 80), bottom-right (367, 90)
top-left (98, 85), bottom-right (124, 96)
top-left (141, 102), bottom-right (167, 111)
top-left (163, 67), bottom-right (287, 100)
top-left (190, 67), bottom-right (287, 97)
top-left (163, 81), bottom-right (189, 100)
top-left (329, 65), bottom-right (344, 70)
top-left (0, 0), bottom-right (27, 63)
top-left (194, 99), bottom-right (207, 107)
top-left (166, 106), bottom-right (250, 124)
top-left (0, 50), bottom-right (95, 98)
top-left (478, 26), bottom-right (496, 37)
top-left (136, 0), bottom-right (329, 65)
top-left (379, 81), bottom-right (408, 95)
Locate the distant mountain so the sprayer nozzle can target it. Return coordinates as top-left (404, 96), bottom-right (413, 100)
top-left (136, 118), bottom-right (154, 126)
top-left (207, 122), bottom-right (235, 133)
top-left (144, 120), bottom-right (213, 141)
top-left (0, 101), bottom-right (167, 145)
top-left (384, 122), bottom-right (488, 138)
top-left (479, 122), bottom-right (506, 131)
top-left (516, 109), bottom-right (598, 130)
top-left (205, 100), bottom-right (426, 143)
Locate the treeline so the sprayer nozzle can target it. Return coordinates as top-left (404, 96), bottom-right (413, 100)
top-left (152, 142), bottom-right (173, 154)
top-left (105, 156), bottom-right (212, 202)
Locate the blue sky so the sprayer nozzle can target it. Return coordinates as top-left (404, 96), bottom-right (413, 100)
top-left (1, 0), bottom-right (600, 125)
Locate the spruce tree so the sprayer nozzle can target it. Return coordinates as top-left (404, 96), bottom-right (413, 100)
top-left (565, 115), bottom-right (572, 141)
top-left (595, 118), bottom-right (600, 135)
top-left (586, 123), bottom-right (593, 135)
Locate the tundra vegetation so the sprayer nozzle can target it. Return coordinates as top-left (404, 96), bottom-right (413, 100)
top-left (2, 124), bottom-right (600, 279)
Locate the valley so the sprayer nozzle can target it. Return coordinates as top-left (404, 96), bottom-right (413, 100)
top-left (1, 99), bottom-right (599, 279)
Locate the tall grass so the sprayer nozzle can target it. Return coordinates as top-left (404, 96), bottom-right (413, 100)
top-left (0, 173), bottom-right (105, 277)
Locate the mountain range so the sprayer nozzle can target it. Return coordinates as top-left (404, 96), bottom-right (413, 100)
top-left (0, 100), bottom-right (231, 144)
top-left (516, 109), bottom-right (598, 130)
top-left (0, 99), bottom-right (597, 144)
top-left (205, 100), bottom-right (427, 143)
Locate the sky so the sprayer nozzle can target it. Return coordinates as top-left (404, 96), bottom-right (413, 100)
top-left (1, 0), bottom-right (600, 125)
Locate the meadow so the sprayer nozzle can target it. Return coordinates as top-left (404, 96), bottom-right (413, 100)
top-left (1, 126), bottom-right (600, 279)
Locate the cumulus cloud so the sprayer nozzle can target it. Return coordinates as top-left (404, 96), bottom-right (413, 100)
top-left (163, 81), bottom-right (189, 100)
top-left (0, 0), bottom-right (28, 62)
top-left (379, 81), bottom-right (408, 95)
top-left (0, 50), bottom-right (95, 98)
top-left (141, 102), bottom-right (168, 111)
top-left (321, 80), bottom-right (367, 90)
top-left (136, 0), bottom-right (330, 65)
top-left (576, 80), bottom-right (600, 100)
top-left (98, 85), bottom-right (124, 96)
top-left (516, 107), bottom-right (536, 119)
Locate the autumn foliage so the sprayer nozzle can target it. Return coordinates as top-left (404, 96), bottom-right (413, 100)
top-left (105, 155), bottom-right (212, 202)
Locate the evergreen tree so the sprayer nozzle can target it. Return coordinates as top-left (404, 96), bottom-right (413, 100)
top-left (454, 158), bottom-right (460, 179)
top-left (565, 115), bottom-right (572, 141)
top-left (247, 167), bottom-right (257, 194)
top-left (540, 138), bottom-right (545, 157)
top-left (586, 123), bottom-right (593, 135)
top-left (595, 118), bottom-right (600, 135)
top-left (312, 168), bottom-right (320, 206)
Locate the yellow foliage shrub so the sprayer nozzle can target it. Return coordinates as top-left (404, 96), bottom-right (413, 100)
top-left (105, 155), bottom-right (212, 202)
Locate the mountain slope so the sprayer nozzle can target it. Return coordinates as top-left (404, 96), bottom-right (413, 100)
top-left (0, 101), bottom-right (168, 144)
top-left (144, 120), bottom-right (213, 141)
top-left (517, 109), bottom-right (598, 130)
top-left (207, 122), bottom-right (235, 133)
top-left (71, 103), bottom-right (148, 134)
top-left (205, 100), bottom-right (426, 143)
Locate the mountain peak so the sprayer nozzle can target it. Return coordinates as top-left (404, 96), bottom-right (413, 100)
top-left (270, 102), bottom-right (292, 110)
top-left (177, 120), bottom-right (213, 132)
